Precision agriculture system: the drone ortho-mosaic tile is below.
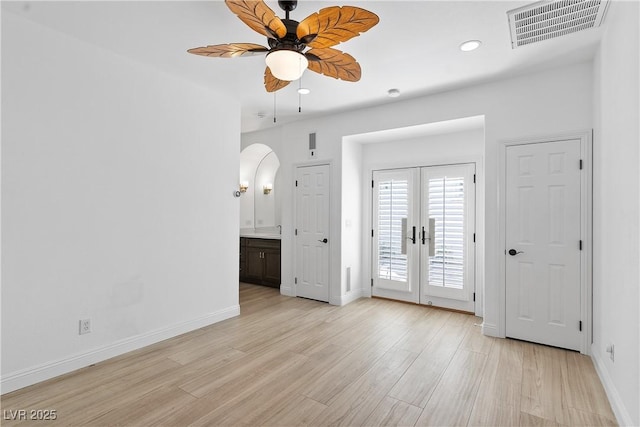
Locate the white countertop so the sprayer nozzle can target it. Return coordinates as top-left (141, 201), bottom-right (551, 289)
top-left (240, 229), bottom-right (281, 240)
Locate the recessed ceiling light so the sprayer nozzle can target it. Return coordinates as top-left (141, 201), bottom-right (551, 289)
top-left (297, 88), bottom-right (311, 95)
top-left (460, 40), bottom-right (482, 52)
top-left (387, 88), bottom-right (400, 98)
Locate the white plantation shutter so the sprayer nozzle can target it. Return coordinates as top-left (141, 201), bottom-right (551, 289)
top-left (377, 179), bottom-right (408, 281)
top-left (428, 176), bottom-right (465, 289)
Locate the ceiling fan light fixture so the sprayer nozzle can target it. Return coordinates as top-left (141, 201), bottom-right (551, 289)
top-left (265, 49), bottom-right (308, 81)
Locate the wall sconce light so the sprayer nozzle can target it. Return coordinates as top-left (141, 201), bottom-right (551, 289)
top-left (263, 183), bottom-right (273, 195)
top-left (239, 181), bottom-right (249, 193)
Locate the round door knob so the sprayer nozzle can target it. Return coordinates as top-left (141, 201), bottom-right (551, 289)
top-left (318, 238), bottom-right (328, 243)
top-left (508, 249), bottom-right (523, 256)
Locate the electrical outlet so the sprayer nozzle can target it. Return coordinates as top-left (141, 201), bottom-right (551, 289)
top-left (79, 319), bottom-right (91, 335)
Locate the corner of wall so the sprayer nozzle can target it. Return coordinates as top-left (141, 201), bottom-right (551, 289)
top-left (591, 344), bottom-right (635, 426)
top-left (280, 283), bottom-right (294, 297)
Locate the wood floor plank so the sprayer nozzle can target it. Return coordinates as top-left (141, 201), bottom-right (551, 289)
top-left (362, 396), bottom-right (423, 427)
top-left (0, 284), bottom-right (616, 427)
top-left (309, 347), bottom-right (418, 426)
top-left (301, 322), bottom-right (410, 405)
top-left (177, 347), bottom-right (296, 398)
top-left (470, 337), bottom-right (523, 408)
top-left (520, 343), bottom-right (571, 425)
top-left (562, 351), bottom-right (617, 423)
top-left (391, 309), bottom-right (450, 354)
top-left (519, 411), bottom-right (562, 426)
top-left (260, 394), bottom-right (328, 426)
top-left (86, 386), bottom-right (197, 426)
top-left (414, 349), bottom-right (487, 426)
top-left (387, 314), bottom-right (472, 408)
top-left (468, 403), bottom-right (521, 427)
top-left (460, 317), bottom-right (494, 355)
top-left (467, 338), bottom-right (523, 426)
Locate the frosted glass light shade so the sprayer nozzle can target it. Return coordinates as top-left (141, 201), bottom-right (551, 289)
top-left (265, 50), bottom-right (308, 81)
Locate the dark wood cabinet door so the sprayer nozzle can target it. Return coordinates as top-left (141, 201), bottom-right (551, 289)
top-left (239, 238), bottom-right (247, 281)
top-left (262, 249), bottom-right (281, 286)
top-left (244, 247), bottom-right (264, 282)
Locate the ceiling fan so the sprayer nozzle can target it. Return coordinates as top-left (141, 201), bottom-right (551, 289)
top-left (188, 0), bottom-right (379, 92)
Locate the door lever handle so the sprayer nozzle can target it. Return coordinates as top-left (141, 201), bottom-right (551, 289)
top-left (508, 249), bottom-right (524, 256)
top-left (318, 238), bottom-right (328, 243)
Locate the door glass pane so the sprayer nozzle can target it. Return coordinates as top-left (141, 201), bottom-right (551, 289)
top-left (428, 176), bottom-right (465, 289)
top-left (377, 179), bottom-right (408, 281)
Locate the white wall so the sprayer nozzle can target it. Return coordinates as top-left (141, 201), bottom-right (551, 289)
top-left (591, 1), bottom-right (640, 425)
top-left (1, 11), bottom-right (241, 392)
top-left (243, 62), bottom-right (593, 328)
top-left (341, 138), bottom-right (363, 303)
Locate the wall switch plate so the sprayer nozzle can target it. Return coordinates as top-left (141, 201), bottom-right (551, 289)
top-left (79, 319), bottom-right (91, 335)
top-left (606, 344), bottom-right (615, 362)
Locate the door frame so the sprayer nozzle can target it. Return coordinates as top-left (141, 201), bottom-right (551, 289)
top-left (497, 130), bottom-right (592, 354)
top-left (292, 161), bottom-right (333, 302)
top-left (364, 155), bottom-right (484, 317)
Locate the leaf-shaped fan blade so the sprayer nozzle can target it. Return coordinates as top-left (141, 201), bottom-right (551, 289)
top-left (187, 43), bottom-right (269, 58)
top-left (297, 6), bottom-right (379, 49)
top-left (265, 67), bottom-right (291, 92)
top-left (306, 48), bottom-right (361, 82)
top-left (225, 0), bottom-right (287, 40)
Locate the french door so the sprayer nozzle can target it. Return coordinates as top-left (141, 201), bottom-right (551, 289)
top-left (372, 164), bottom-right (476, 312)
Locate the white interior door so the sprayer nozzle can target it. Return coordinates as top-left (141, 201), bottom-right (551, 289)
top-left (505, 140), bottom-right (582, 351)
top-left (371, 169), bottom-right (420, 303)
top-left (295, 164), bottom-right (330, 302)
top-left (372, 164), bottom-right (476, 311)
top-left (421, 164), bottom-right (476, 312)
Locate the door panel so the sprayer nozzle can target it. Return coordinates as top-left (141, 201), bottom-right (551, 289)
top-left (372, 169), bottom-right (419, 303)
top-left (505, 140), bottom-right (581, 351)
top-left (421, 164), bottom-right (475, 311)
top-left (296, 165), bottom-right (330, 302)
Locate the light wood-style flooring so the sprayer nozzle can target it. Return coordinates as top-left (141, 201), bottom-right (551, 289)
top-left (1, 283), bottom-right (616, 426)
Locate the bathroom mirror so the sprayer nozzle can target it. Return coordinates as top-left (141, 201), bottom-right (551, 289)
top-left (239, 144), bottom-right (281, 231)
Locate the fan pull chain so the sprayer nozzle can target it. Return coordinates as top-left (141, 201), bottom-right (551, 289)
top-left (273, 92), bottom-right (277, 123)
top-left (298, 79), bottom-right (302, 113)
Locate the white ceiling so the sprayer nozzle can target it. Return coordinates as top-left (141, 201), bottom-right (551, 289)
top-left (3, 1), bottom-right (605, 133)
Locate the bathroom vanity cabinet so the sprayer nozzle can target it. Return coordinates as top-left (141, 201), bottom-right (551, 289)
top-left (240, 237), bottom-right (281, 288)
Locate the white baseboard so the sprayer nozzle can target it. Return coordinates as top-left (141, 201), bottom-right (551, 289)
top-left (590, 344), bottom-right (634, 426)
top-left (481, 322), bottom-right (499, 337)
top-left (280, 284), bottom-right (294, 297)
top-left (1, 305), bottom-right (240, 394)
top-left (329, 289), bottom-right (363, 306)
